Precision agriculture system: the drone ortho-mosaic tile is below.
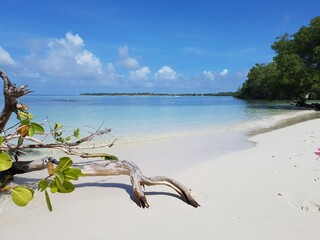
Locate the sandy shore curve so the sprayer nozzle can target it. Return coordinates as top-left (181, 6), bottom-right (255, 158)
top-left (1, 118), bottom-right (320, 240)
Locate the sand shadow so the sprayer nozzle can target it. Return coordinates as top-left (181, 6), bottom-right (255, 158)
top-left (75, 181), bottom-right (182, 206)
top-left (11, 176), bottom-right (42, 189)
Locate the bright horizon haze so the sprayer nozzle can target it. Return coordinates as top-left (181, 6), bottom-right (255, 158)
top-left (0, 0), bottom-right (319, 95)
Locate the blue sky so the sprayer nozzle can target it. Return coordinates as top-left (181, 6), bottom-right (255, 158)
top-left (0, 0), bottom-right (319, 94)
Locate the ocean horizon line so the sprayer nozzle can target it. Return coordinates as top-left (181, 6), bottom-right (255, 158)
top-left (79, 91), bottom-right (236, 96)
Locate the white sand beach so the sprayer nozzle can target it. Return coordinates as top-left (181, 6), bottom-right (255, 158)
top-left (1, 118), bottom-right (320, 240)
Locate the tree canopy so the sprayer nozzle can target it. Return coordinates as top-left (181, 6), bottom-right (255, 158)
top-left (236, 16), bottom-right (320, 102)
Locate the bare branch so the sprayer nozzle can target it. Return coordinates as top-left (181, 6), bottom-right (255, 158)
top-left (0, 128), bottom-right (113, 154)
top-left (72, 128), bottom-right (112, 145)
top-left (77, 159), bottom-right (200, 208)
top-left (3, 157), bottom-right (200, 208)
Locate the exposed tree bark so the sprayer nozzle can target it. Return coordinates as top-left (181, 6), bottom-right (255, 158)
top-left (295, 101), bottom-right (320, 110)
top-left (7, 157), bottom-right (199, 208)
top-left (0, 70), bottom-right (200, 208)
top-left (79, 160), bottom-right (199, 208)
top-left (0, 71), bottom-right (31, 132)
top-left (293, 94), bottom-right (320, 110)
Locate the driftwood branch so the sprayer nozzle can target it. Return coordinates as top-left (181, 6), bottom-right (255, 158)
top-left (7, 158), bottom-right (200, 208)
top-left (79, 160), bottom-right (199, 208)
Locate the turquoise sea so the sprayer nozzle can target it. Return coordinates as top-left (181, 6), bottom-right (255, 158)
top-left (7, 95), bottom-right (316, 142)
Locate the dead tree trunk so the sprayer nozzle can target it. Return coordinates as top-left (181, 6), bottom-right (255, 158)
top-left (0, 70), bottom-right (200, 208)
top-left (8, 157), bottom-right (199, 208)
top-left (0, 71), bottom-right (31, 131)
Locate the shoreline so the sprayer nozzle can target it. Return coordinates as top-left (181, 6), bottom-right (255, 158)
top-left (1, 113), bottom-right (320, 239)
top-left (107, 109), bottom-right (319, 144)
top-left (248, 110), bottom-right (320, 136)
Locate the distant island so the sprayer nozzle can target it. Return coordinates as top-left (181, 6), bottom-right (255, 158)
top-left (80, 92), bottom-right (236, 97)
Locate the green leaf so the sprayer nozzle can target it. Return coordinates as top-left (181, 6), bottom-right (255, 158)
top-left (27, 113), bottom-right (34, 120)
top-left (49, 180), bottom-right (58, 194)
top-left (55, 132), bottom-right (62, 137)
top-left (65, 136), bottom-right (71, 142)
top-left (50, 187), bottom-right (58, 194)
top-left (63, 170), bottom-right (78, 180)
top-left (28, 125), bottom-right (35, 137)
top-left (56, 157), bottom-right (73, 172)
top-left (65, 168), bottom-right (85, 177)
top-left (31, 122), bottom-right (44, 134)
top-left (54, 123), bottom-right (62, 130)
top-left (55, 176), bottom-right (74, 193)
top-left (57, 181), bottom-right (75, 193)
top-left (38, 179), bottom-right (48, 192)
top-left (0, 136), bottom-right (3, 145)
top-left (55, 176), bottom-right (64, 190)
top-left (45, 190), bottom-right (53, 212)
top-left (0, 152), bottom-right (13, 172)
top-left (20, 120), bottom-right (30, 125)
top-left (73, 128), bottom-right (80, 138)
top-left (17, 111), bottom-right (28, 120)
top-left (11, 186), bottom-right (34, 207)
top-left (54, 169), bottom-right (64, 184)
top-left (56, 137), bottom-right (65, 143)
top-left (104, 155), bottom-right (118, 161)
top-left (63, 167), bottom-right (85, 180)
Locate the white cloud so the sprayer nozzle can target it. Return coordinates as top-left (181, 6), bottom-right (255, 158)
top-left (104, 62), bottom-right (121, 81)
top-left (155, 65), bottom-right (178, 81)
top-left (27, 32), bottom-right (102, 78)
top-left (75, 50), bottom-right (102, 73)
top-left (65, 32), bottom-right (84, 47)
top-left (202, 70), bottom-right (215, 80)
top-left (53, 32), bottom-right (84, 49)
top-left (106, 62), bottom-right (116, 72)
top-left (0, 46), bottom-right (16, 66)
top-left (117, 45), bottom-right (139, 69)
top-left (86, 62), bottom-right (122, 87)
top-left (220, 68), bottom-right (228, 77)
top-left (130, 66), bottom-right (150, 80)
top-left (3, 32), bottom-right (240, 93)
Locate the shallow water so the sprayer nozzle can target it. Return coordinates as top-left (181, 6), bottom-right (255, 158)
top-left (5, 95), bottom-right (315, 141)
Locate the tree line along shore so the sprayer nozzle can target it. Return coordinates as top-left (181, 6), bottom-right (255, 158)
top-left (80, 92), bottom-right (236, 97)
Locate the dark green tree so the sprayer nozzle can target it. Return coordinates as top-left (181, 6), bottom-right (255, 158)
top-left (271, 16), bottom-right (320, 102)
top-left (236, 62), bottom-right (277, 99)
top-left (237, 16), bottom-right (320, 103)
